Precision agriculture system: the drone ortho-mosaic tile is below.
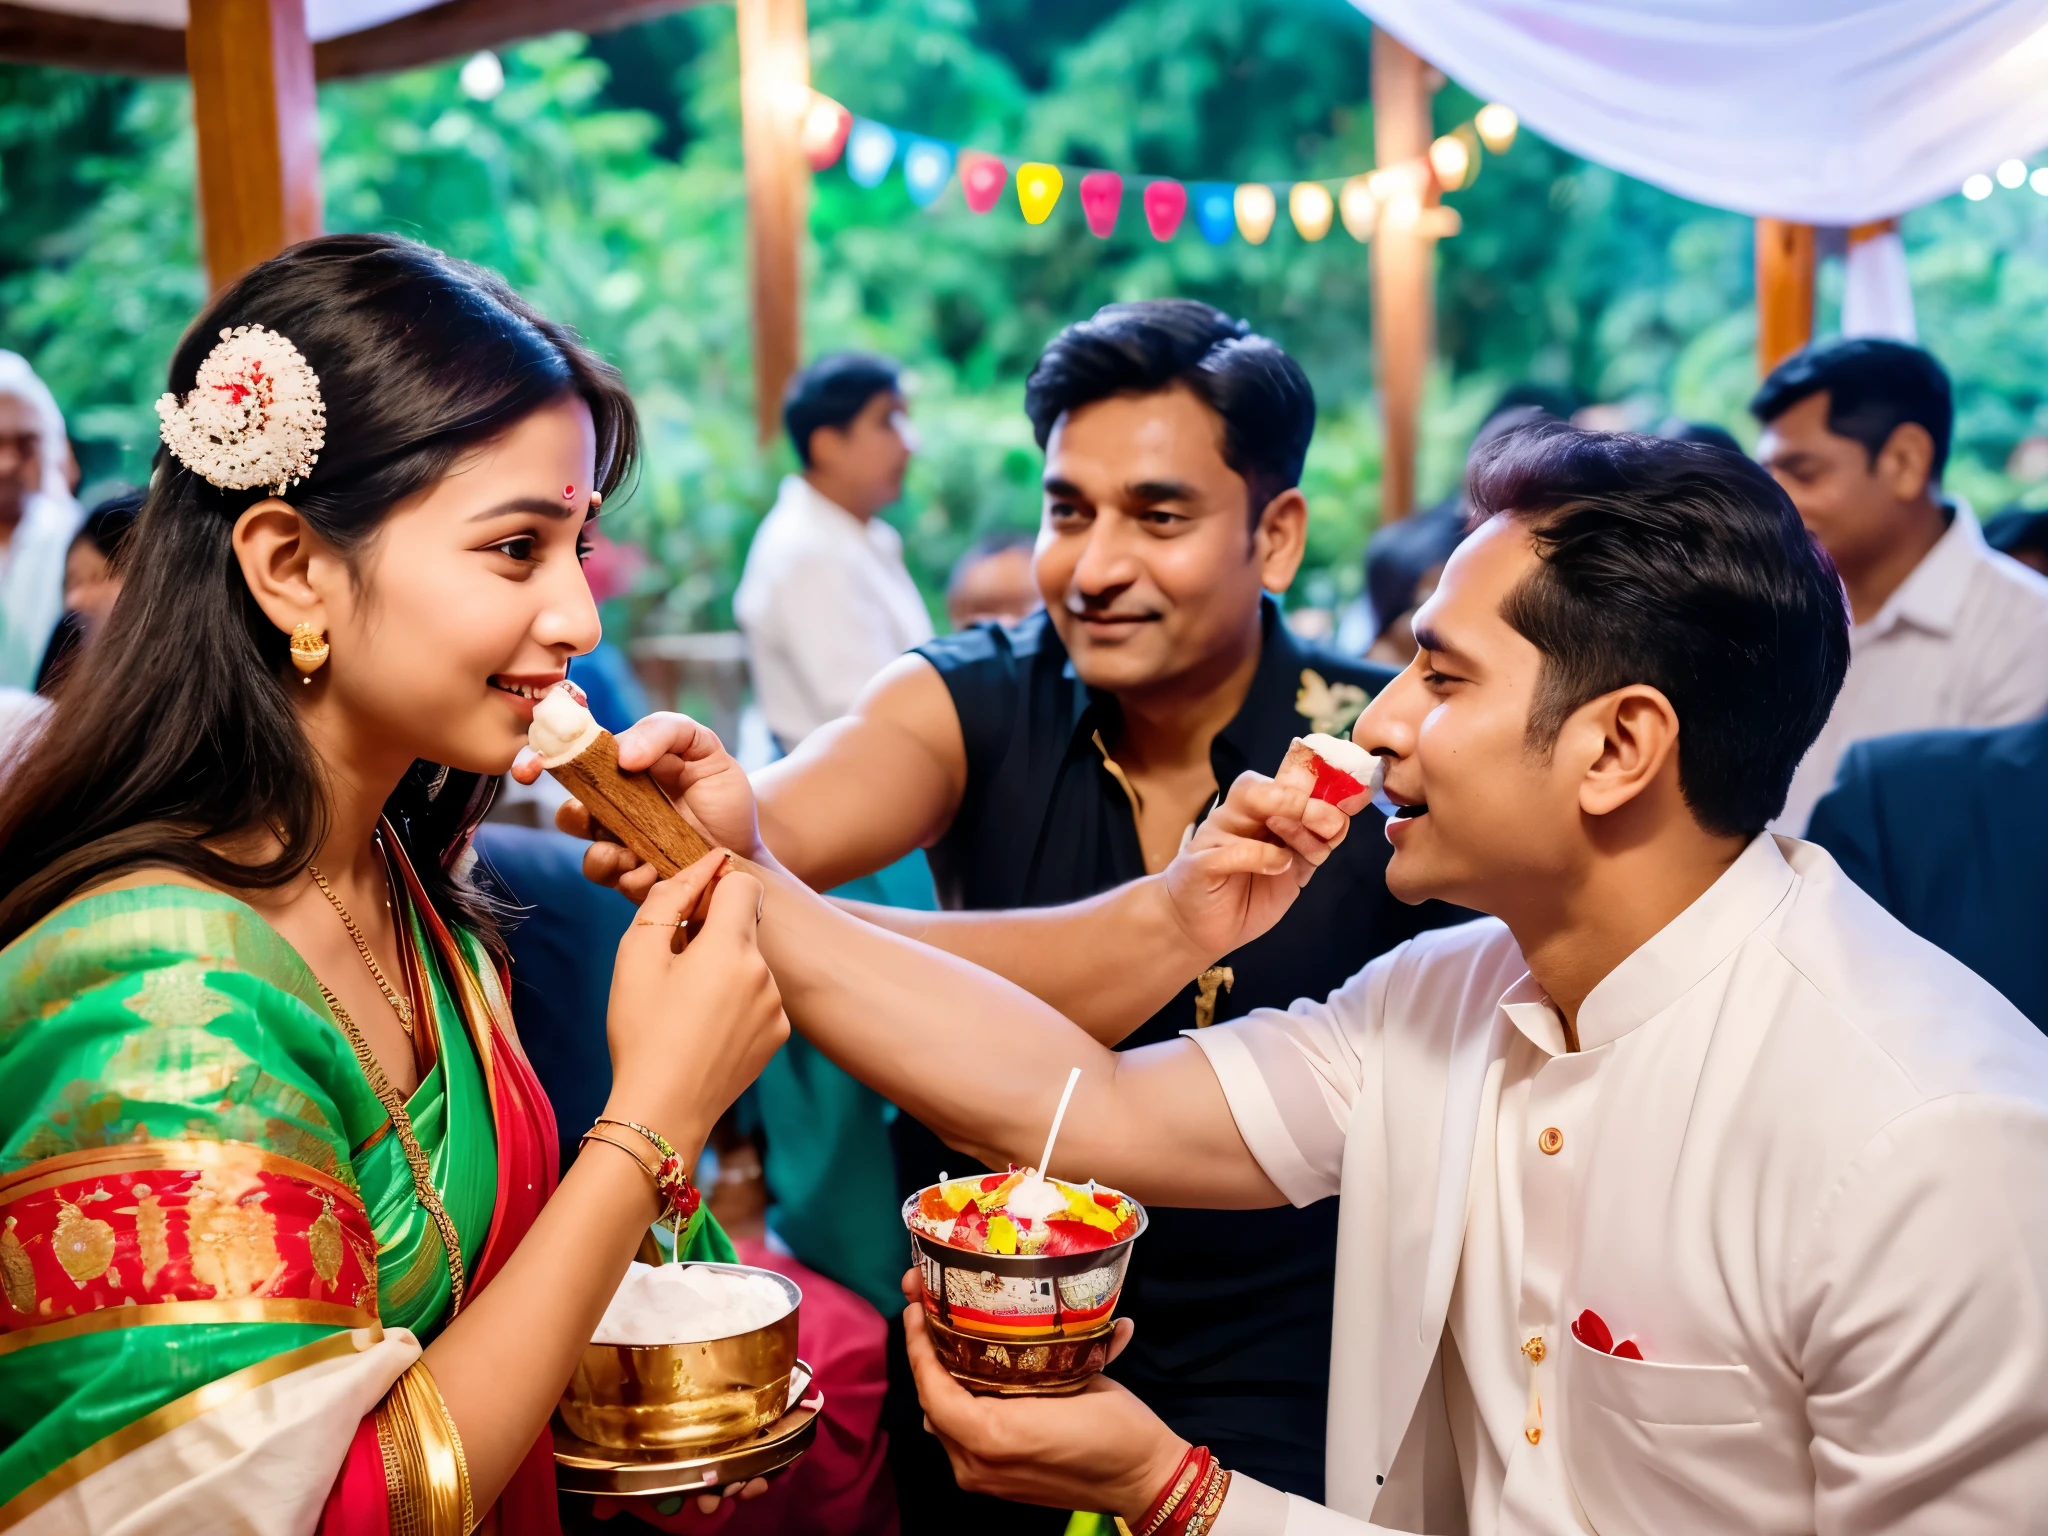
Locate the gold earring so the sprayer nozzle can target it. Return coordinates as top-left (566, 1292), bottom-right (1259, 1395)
top-left (290, 621), bottom-right (329, 683)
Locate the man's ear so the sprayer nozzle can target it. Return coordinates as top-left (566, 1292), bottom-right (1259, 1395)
top-left (1569, 684), bottom-right (1682, 819)
top-left (1876, 420), bottom-right (1937, 503)
top-left (232, 498), bottom-right (327, 641)
top-left (1254, 487), bottom-right (1309, 593)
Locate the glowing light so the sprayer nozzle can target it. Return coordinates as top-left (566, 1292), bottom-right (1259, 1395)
top-left (846, 120), bottom-right (898, 188)
top-left (1999, 158), bottom-right (2030, 188)
top-left (2032, 167), bottom-right (2048, 195)
top-left (960, 154), bottom-right (1008, 214)
top-left (1429, 134), bottom-right (1472, 190)
top-left (1194, 184), bottom-right (1236, 244)
top-left (1234, 182), bottom-right (1277, 244)
top-left (800, 95), bottom-right (852, 170)
top-left (1339, 175), bottom-right (1376, 241)
top-left (1475, 103), bottom-right (1518, 154)
top-left (1288, 181), bottom-right (1334, 241)
top-left (1016, 162), bottom-right (1064, 224)
top-left (1143, 179), bottom-right (1188, 240)
top-left (903, 138), bottom-right (955, 206)
top-left (1963, 173), bottom-right (1995, 201)
top-left (459, 51), bottom-right (503, 101)
top-left (1079, 170), bottom-right (1124, 238)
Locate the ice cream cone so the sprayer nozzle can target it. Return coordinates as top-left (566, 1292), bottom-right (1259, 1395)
top-left (529, 684), bottom-right (718, 880)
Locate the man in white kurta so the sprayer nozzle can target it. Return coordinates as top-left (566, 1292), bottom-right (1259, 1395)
top-left (1193, 831), bottom-right (2048, 1533)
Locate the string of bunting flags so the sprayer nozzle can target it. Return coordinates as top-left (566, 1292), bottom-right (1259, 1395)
top-left (797, 94), bottom-right (1520, 244)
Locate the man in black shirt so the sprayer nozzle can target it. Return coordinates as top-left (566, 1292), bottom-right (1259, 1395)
top-left (590, 302), bottom-right (1463, 1528)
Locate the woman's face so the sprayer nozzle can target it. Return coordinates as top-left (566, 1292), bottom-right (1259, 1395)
top-left (63, 539), bottom-right (119, 633)
top-left (313, 394), bottom-right (603, 776)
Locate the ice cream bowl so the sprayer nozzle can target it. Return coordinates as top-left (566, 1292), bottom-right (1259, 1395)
top-left (904, 1185), bottom-right (1148, 1397)
top-left (560, 1263), bottom-right (801, 1452)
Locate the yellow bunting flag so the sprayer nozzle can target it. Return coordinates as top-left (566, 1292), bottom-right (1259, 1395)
top-left (1289, 182), bottom-right (1334, 241)
top-left (1016, 162), bottom-right (1064, 224)
top-left (1234, 183), bottom-right (1277, 244)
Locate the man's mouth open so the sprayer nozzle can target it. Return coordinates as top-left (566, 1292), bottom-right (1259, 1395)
top-left (1391, 802), bottom-right (1428, 819)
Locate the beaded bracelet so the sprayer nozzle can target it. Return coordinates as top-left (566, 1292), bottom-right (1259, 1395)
top-left (585, 1116), bottom-right (703, 1244)
top-left (1179, 1459), bottom-right (1233, 1536)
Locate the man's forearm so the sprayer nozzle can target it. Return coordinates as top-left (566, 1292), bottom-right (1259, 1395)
top-left (833, 876), bottom-right (1214, 1044)
top-left (751, 860), bottom-right (1282, 1210)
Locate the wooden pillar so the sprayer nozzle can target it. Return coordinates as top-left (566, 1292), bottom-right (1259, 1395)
top-left (1371, 27), bottom-right (1435, 523)
top-left (1755, 218), bottom-right (1815, 375)
top-left (187, 0), bottom-right (321, 293)
top-left (738, 0), bottom-right (810, 446)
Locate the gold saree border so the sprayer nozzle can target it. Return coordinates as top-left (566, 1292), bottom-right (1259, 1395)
top-left (0, 1326), bottom-right (381, 1531)
top-left (0, 1298), bottom-right (378, 1358)
top-left (374, 1359), bottom-right (474, 1536)
top-left (0, 1139), bottom-right (366, 1210)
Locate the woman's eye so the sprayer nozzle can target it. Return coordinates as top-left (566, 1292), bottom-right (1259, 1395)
top-left (490, 535), bottom-right (538, 562)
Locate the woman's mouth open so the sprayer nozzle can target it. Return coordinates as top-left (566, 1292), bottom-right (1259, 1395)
top-left (489, 674), bottom-right (566, 718)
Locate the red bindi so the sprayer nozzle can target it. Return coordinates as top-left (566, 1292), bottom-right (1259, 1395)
top-left (563, 484), bottom-right (576, 499)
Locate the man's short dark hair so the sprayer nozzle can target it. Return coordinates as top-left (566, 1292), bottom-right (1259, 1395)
top-left (1023, 300), bottom-right (1315, 519)
top-left (782, 353), bottom-right (901, 467)
top-left (1750, 337), bottom-right (1953, 481)
top-left (1468, 422), bottom-right (1850, 838)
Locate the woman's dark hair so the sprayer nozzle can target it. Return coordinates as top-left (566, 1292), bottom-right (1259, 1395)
top-left (1749, 337), bottom-right (1952, 481)
top-left (1023, 299), bottom-right (1315, 521)
top-left (0, 233), bottom-right (638, 947)
top-left (782, 352), bottom-right (901, 467)
top-left (1468, 421), bottom-right (1849, 838)
top-left (76, 486), bottom-right (145, 562)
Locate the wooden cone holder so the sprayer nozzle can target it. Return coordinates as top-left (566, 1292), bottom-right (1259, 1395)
top-left (545, 731), bottom-right (718, 880)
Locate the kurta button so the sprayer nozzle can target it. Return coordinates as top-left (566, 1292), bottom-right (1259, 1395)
top-left (1538, 1126), bottom-right (1564, 1155)
top-left (1522, 1335), bottom-right (1546, 1364)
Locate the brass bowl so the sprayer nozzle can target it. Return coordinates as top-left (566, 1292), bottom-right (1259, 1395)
top-left (903, 1184), bottom-right (1147, 1396)
top-left (560, 1263), bottom-right (802, 1451)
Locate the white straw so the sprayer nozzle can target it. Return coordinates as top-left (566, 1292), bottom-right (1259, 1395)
top-left (1037, 1067), bottom-right (1082, 1177)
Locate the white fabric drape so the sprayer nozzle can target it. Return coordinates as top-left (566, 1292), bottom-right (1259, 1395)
top-left (1354, 0), bottom-right (2048, 223)
top-left (1842, 228), bottom-right (1918, 340)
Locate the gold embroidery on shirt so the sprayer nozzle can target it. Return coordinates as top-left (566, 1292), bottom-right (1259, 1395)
top-left (184, 1172), bottom-right (281, 1297)
top-left (1090, 730), bottom-right (1144, 818)
top-left (1, 1217), bottom-right (36, 1314)
top-left (1193, 966), bottom-right (1235, 1029)
top-left (52, 1196), bottom-right (117, 1286)
top-left (123, 968), bottom-right (234, 1030)
top-left (1296, 668), bottom-right (1371, 738)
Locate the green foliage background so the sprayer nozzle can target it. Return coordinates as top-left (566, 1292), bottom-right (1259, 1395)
top-left (6, 0), bottom-right (2048, 637)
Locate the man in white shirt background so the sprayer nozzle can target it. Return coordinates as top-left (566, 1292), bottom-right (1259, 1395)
top-left (1752, 338), bottom-right (2048, 832)
top-left (577, 421), bottom-right (2048, 1534)
top-left (735, 351), bottom-right (932, 755)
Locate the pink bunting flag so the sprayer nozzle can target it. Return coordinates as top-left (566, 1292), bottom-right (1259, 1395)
top-left (1080, 171), bottom-right (1124, 238)
top-left (961, 154), bottom-right (1009, 215)
top-left (1143, 179), bottom-right (1188, 241)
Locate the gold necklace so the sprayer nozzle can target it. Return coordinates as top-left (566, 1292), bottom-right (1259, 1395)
top-left (317, 979), bottom-right (468, 1316)
top-left (307, 854), bottom-right (415, 1035)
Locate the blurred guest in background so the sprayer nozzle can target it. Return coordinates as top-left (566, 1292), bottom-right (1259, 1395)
top-left (1753, 338), bottom-right (2048, 830)
top-left (1362, 502), bottom-right (1463, 665)
top-left (1807, 713), bottom-right (2048, 1030)
top-left (34, 488), bottom-right (141, 693)
top-left (1984, 504), bottom-right (2048, 576)
top-left (945, 528), bottom-right (1040, 629)
top-left (0, 351), bottom-right (80, 691)
top-left (736, 352), bottom-right (929, 754)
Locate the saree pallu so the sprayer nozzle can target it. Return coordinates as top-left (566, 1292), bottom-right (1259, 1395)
top-left (0, 837), bottom-right (565, 1535)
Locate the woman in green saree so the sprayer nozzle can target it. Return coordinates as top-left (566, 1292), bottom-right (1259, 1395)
top-left (0, 234), bottom-right (787, 1534)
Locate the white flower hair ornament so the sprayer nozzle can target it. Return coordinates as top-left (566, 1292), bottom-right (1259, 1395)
top-left (155, 324), bottom-right (327, 494)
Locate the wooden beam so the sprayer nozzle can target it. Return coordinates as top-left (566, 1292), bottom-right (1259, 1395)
top-left (1370, 25), bottom-right (1436, 524)
top-left (0, 3), bottom-right (182, 72)
top-left (737, 0), bottom-right (808, 447)
top-left (187, 0), bottom-right (322, 292)
top-left (1755, 217), bottom-right (1815, 375)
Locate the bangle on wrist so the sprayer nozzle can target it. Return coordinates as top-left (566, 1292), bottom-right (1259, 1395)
top-left (583, 1117), bottom-right (703, 1246)
top-left (1125, 1444), bottom-right (1207, 1536)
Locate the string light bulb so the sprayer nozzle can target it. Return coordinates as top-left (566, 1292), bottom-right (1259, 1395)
top-left (1194, 184), bottom-right (1236, 245)
top-left (1963, 173), bottom-right (1994, 201)
top-left (1080, 171), bottom-right (1124, 238)
top-left (1998, 158), bottom-right (2029, 189)
top-left (1339, 175), bottom-right (1376, 241)
top-left (801, 94), bottom-right (853, 170)
top-left (960, 154), bottom-right (1008, 214)
top-left (1016, 162), bottom-right (1065, 224)
top-left (1475, 103), bottom-right (1518, 154)
top-left (1144, 179), bottom-right (1188, 240)
top-left (903, 138), bottom-right (955, 206)
top-left (845, 120), bottom-right (898, 188)
top-left (1234, 183), bottom-right (1278, 244)
top-left (1429, 134), bottom-right (1473, 191)
top-left (2032, 167), bottom-right (2048, 195)
top-left (1289, 181), bottom-right (1334, 241)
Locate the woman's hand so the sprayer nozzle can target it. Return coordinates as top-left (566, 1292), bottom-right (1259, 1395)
top-left (511, 711), bottom-right (769, 905)
top-left (601, 850), bottom-right (789, 1143)
top-left (1160, 760), bottom-right (1364, 959)
top-left (901, 1270), bottom-right (1187, 1522)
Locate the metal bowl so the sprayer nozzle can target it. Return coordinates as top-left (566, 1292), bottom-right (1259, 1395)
top-left (903, 1184), bottom-right (1148, 1396)
top-left (559, 1262), bottom-right (802, 1451)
